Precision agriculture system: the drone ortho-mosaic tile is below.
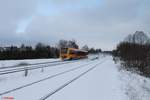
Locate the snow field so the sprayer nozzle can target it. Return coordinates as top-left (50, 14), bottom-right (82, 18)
top-left (0, 57), bottom-right (106, 100)
top-left (1, 55), bottom-right (150, 100)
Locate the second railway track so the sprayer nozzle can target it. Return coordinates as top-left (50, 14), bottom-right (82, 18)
top-left (0, 60), bottom-right (84, 75)
top-left (0, 58), bottom-right (102, 96)
top-left (39, 60), bottom-right (105, 100)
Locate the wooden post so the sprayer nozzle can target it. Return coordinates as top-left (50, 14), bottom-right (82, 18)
top-left (25, 68), bottom-right (28, 77)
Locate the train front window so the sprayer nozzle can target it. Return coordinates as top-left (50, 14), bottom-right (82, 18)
top-left (61, 48), bottom-right (68, 54)
top-left (69, 50), bottom-right (75, 54)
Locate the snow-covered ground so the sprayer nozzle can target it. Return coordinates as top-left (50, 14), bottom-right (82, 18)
top-left (119, 69), bottom-right (150, 100)
top-left (0, 58), bottom-right (59, 68)
top-left (0, 55), bottom-right (150, 100)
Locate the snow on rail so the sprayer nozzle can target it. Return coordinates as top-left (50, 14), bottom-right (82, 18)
top-left (0, 59), bottom-right (97, 96)
top-left (39, 60), bottom-right (105, 100)
top-left (0, 60), bottom-right (81, 75)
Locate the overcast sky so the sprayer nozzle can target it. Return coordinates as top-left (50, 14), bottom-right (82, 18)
top-left (0, 0), bottom-right (149, 50)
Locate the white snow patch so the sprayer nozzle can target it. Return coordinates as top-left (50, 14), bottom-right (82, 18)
top-left (119, 69), bottom-right (150, 100)
top-left (0, 58), bottom-right (59, 68)
top-left (49, 56), bottom-right (128, 100)
top-left (0, 56), bottom-right (150, 100)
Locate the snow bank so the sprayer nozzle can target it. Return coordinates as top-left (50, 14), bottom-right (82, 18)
top-left (1, 55), bottom-right (150, 100)
top-left (119, 69), bottom-right (150, 100)
top-left (0, 58), bottom-right (59, 68)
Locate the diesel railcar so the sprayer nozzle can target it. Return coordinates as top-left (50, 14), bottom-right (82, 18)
top-left (60, 48), bottom-right (88, 60)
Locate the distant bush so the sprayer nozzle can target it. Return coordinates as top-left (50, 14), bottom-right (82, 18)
top-left (113, 42), bottom-right (150, 77)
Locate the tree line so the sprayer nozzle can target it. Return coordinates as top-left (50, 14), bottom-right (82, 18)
top-left (0, 39), bottom-right (101, 60)
top-left (113, 42), bottom-right (150, 77)
top-left (0, 43), bottom-right (59, 60)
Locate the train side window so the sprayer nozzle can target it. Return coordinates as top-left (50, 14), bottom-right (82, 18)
top-left (69, 50), bottom-right (75, 54)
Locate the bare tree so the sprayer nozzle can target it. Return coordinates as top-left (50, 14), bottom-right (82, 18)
top-left (67, 39), bottom-right (79, 49)
top-left (82, 45), bottom-right (89, 51)
top-left (58, 39), bottom-right (79, 49)
top-left (58, 40), bottom-right (68, 49)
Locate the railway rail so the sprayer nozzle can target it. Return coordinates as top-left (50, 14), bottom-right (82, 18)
top-left (0, 60), bottom-right (61, 69)
top-left (39, 60), bottom-right (105, 100)
top-left (0, 59), bottom-right (99, 96)
top-left (0, 60), bottom-right (83, 75)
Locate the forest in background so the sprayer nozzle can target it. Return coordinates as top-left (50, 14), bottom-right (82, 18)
top-left (0, 40), bottom-right (101, 60)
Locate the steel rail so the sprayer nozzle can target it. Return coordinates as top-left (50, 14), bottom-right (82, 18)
top-left (0, 60), bottom-right (97, 96)
top-left (0, 60), bottom-right (81, 75)
top-left (39, 60), bottom-right (105, 100)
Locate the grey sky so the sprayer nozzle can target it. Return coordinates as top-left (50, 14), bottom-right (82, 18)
top-left (0, 0), bottom-right (150, 50)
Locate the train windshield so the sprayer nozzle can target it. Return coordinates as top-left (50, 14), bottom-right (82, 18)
top-left (69, 50), bottom-right (75, 54)
top-left (61, 48), bottom-right (68, 54)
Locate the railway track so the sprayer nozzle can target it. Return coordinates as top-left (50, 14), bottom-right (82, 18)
top-left (39, 60), bottom-right (105, 100)
top-left (0, 60), bottom-right (83, 75)
top-left (0, 59), bottom-right (99, 96)
top-left (0, 60), bottom-right (61, 69)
